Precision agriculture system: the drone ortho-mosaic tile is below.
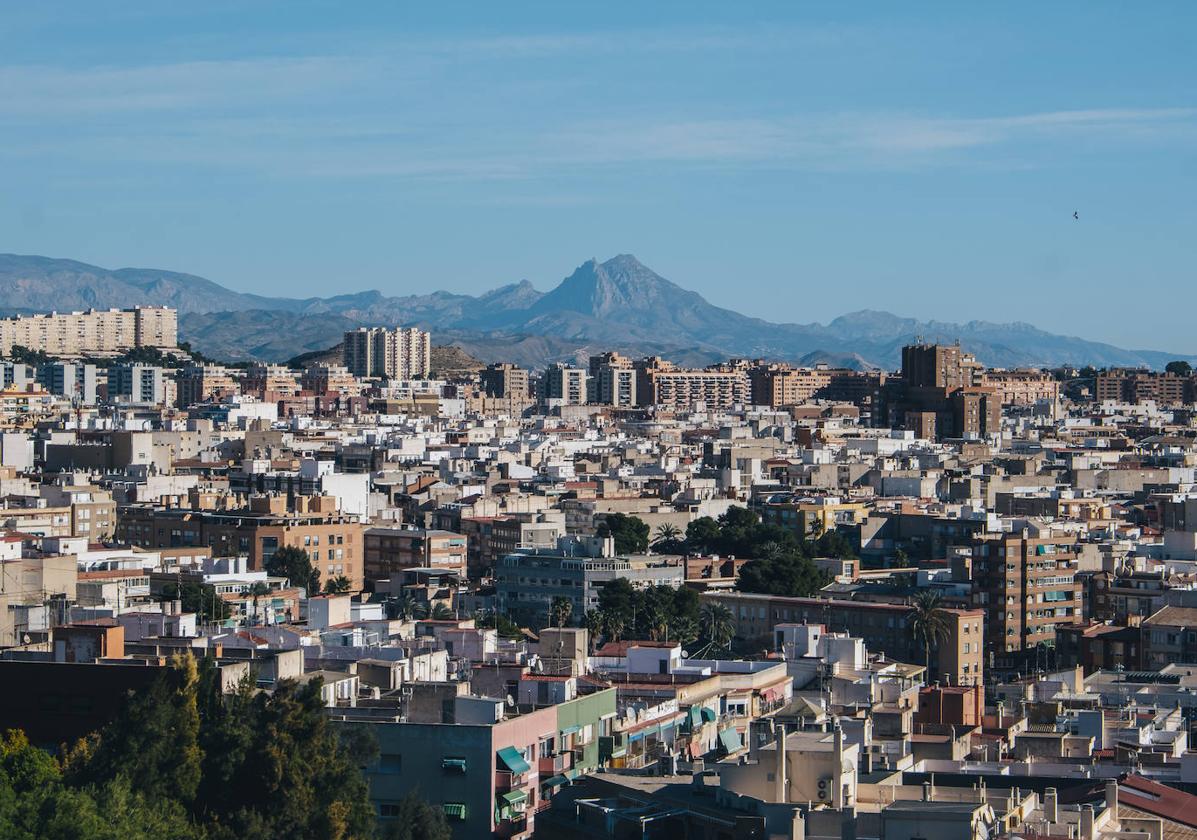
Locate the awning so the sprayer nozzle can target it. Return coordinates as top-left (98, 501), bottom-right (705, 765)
top-left (442, 803), bottom-right (467, 820)
top-left (688, 706), bottom-right (702, 728)
top-left (564, 768), bottom-right (581, 780)
top-left (499, 789), bottom-right (528, 808)
top-left (543, 774), bottom-right (569, 787)
top-left (718, 728), bottom-right (742, 754)
top-left (700, 707), bottom-right (717, 723)
top-left (441, 757), bottom-right (467, 772)
top-left (497, 746), bottom-right (531, 774)
top-left (559, 724), bottom-right (581, 736)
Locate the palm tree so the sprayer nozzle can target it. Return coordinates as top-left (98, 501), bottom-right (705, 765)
top-left (646, 605), bottom-right (669, 641)
top-left (431, 603), bottom-right (454, 621)
top-left (603, 611), bottom-right (625, 644)
top-left (322, 575), bottom-right (352, 595)
top-left (652, 523), bottom-right (683, 552)
top-left (909, 590), bottom-right (951, 678)
top-left (583, 610), bottom-right (605, 652)
top-left (394, 594), bottom-right (418, 620)
top-left (249, 581), bottom-right (270, 626)
top-left (671, 615), bottom-right (699, 649)
top-left (698, 603), bottom-right (735, 656)
top-left (549, 596), bottom-right (573, 629)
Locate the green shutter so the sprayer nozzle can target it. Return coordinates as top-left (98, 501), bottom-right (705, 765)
top-left (443, 803), bottom-right (467, 820)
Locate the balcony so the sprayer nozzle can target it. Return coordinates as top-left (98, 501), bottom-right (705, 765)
top-left (538, 751), bottom-right (573, 775)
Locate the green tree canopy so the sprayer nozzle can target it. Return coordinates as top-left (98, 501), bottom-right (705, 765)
top-left (1166, 360), bottom-right (1193, 377)
top-left (596, 513), bottom-right (650, 554)
top-left (264, 545), bottom-right (320, 594)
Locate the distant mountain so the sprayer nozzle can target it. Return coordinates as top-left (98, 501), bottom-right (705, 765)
top-left (0, 252), bottom-right (1191, 369)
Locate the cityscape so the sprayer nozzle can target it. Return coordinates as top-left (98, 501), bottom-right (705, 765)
top-left (1, 5), bottom-right (1195, 840)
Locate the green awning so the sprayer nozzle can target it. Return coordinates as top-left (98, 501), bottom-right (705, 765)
top-left (443, 803), bottom-right (467, 820)
top-left (718, 728), bottom-right (742, 754)
top-left (497, 746), bottom-right (531, 774)
top-left (700, 707), bottom-right (717, 723)
top-left (688, 706), bottom-right (702, 727)
top-left (609, 747), bottom-right (627, 758)
top-left (543, 774), bottom-right (569, 787)
top-left (441, 757), bottom-right (467, 772)
top-left (559, 724), bottom-right (581, 736)
top-left (564, 768), bottom-right (581, 780)
top-left (499, 789), bottom-right (528, 808)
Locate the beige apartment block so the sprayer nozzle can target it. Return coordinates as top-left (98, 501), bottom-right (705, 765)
top-left (0, 307), bottom-right (177, 358)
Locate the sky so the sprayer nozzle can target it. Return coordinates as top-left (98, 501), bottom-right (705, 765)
top-left (1, 2), bottom-right (1194, 348)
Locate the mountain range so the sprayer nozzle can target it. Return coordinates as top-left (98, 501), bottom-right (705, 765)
top-left (0, 252), bottom-right (1190, 371)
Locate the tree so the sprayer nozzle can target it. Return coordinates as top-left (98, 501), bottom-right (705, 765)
top-left (597, 513), bottom-right (650, 554)
top-left (430, 603), bottom-right (454, 621)
top-left (67, 654), bottom-right (203, 809)
top-left (583, 610), bottom-right (605, 651)
top-left (909, 590), bottom-right (951, 677)
top-left (601, 610), bottom-right (625, 644)
top-left (265, 546), bottom-right (320, 594)
top-left (685, 517), bottom-right (721, 553)
top-left (249, 581), bottom-right (271, 625)
top-left (1166, 360), bottom-right (1193, 377)
top-left (379, 789), bottom-right (452, 840)
top-left (549, 596), bottom-right (573, 629)
top-left (652, 523), bottom-right (685, 553)
top-left (393, 594), bottom-right (418, 620)
top-left (736, 553), bottom-right (827, 598)
top-left (698, 603), bottom-right (735, 656)
top-left (162, 581), bottom-right (230, 622)
top-left (323, 576), bottom-right (352, 595)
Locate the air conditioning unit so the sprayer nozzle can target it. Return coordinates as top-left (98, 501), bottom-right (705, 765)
top-left (816, 777), bottom-right (832, 801)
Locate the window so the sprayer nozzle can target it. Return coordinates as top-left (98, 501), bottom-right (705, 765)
top-left (376, 754), bottom-right (402, 774)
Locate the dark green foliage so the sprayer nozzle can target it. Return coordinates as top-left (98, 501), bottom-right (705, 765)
top-left (7, 345), bottom-right (54, 367)
top-left (162, 581), bottom-right (231, 621)
top-left (596, 513), bottom-right (650, 554)
top-left (596, 580), bottom-right (701, 643)
top-left (324, 575), bottom-right (353, 594)
top-left (1166, 360), bottom-right (1192, 377)
top-left (378, 790), bottom-right (452, 840)
top-left (59, 655), bottom-right (377, 840)
top-left (475, 610), bottom-right (523, 638)
top-left (0, 729), bottom-right (198, 840)
top-left (680, 506), bottom-right (843, 598)
top-left (265, 545), bottom-right (321, 594)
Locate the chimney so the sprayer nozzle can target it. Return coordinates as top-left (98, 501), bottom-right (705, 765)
top-left (1044, 787), bottom-right (1058, 823)
top-left (1081, 804), bottom-right (1095, 840)
top-left (774, 724), bottom-right (787, 803)
top-left (922, 781), bottom-right (932, 802)
top-left (1105, 780), bottom-right (1118, 822)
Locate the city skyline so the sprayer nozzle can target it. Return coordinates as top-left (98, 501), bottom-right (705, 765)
top-left (1, 3), bottom-right (1194, 347)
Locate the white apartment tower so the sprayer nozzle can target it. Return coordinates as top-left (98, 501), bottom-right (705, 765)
top-left (343, 327), bottom-right (431, 380)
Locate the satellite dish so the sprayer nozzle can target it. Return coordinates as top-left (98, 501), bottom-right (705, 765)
top-left (506, 694), bottom-right (516, 707)
top-left (681, 650), bottom-right (690, 658)
top-left (22, 634), bottom-right (31, 645)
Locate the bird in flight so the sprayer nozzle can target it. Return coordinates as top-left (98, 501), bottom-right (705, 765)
top-left (1073, 211), bottom-right (1079, 220)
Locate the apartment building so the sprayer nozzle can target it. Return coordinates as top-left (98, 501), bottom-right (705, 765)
top-left (108, 364), bottom-right (166, 404)
top-left (115, 500), bottom-right (364, 590)
top-left (480, 363), bottom-right (530, 399)
top-left (299, 364), bottom-right (362, 396)
top-left (702, 591), bottom-right (985, 687)
top-left (971, 531), bottom-right (1083, 654)
top-left (1095, 368), bottom-right (1194, 405)
top-left (36, 362), bottom-right (98, 405)
top-left (0, 306), bottom-right (177, 357)
top-left (635, 358), bottom-right (749, 409)
top-left (240, 364), bottom-right (301, 398)
top-left (175, 365), bottom-right (240, 408)
top-left (542, 364), bottom-right (588, 406)
top-left (981, 369), bottom-right (1060, 406)
top-left (588, 353), bottom-right (636, 406)
top-left (363, 527), bottom-right (467, 582)
top-left (343, 327), bottom-right (431, 380)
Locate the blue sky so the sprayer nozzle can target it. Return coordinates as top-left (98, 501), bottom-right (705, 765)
top-left (1, 3), bottom-right (1194, 348)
